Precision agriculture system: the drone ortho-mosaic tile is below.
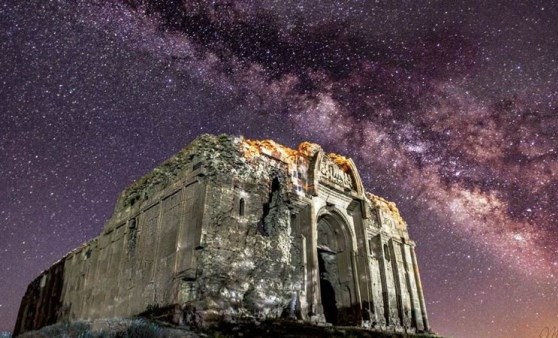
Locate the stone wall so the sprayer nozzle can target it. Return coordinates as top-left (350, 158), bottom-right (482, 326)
top-left (14, 134), bottom-right (430, 335)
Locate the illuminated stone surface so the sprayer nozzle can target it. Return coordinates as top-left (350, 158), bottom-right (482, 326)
top-left (14, 134), bottom-right (430, 335)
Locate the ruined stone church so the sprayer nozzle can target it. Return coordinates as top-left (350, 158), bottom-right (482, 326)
top-left (15, 134), bottom-right (430, 335)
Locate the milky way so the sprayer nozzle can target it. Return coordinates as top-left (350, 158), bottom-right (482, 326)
top-left (1, 1), bottom-right (556, 337)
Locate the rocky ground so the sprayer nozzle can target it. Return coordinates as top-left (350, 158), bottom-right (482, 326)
top-left (12, 318), bottom-right (441, 338)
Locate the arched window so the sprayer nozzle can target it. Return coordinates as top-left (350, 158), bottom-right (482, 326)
top-left (384, 244), bottom-right (391, 261)
top-left (239, 198), bottom-right (245, 216)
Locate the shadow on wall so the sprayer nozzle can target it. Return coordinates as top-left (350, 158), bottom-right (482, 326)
top-left (13, 261), bottom-right (65, 336)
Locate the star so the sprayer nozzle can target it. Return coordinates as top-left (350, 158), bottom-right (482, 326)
top-left (0, 1), bottom-right (556, 337)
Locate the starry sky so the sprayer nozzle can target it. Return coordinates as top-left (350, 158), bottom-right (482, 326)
top-left (0, 1), bottom-right (557, 336)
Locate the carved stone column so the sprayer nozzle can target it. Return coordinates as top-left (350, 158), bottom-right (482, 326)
top-left (410, 244), bottom-right (429, 331)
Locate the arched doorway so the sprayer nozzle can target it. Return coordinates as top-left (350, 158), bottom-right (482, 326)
top-left (316, 212), bottom-right (356, 325)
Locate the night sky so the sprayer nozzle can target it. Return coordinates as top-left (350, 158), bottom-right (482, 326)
top-left (1, 1), bottom-right (557, 337)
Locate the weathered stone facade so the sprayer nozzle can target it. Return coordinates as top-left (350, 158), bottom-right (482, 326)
top-left (14, 134), bottom-right (430, 335)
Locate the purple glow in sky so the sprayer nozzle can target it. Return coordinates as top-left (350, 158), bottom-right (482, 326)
top-left (1, 1), bottom-right (556, 337)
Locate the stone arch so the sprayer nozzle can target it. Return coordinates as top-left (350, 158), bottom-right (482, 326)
top-left (317, 207), bottom-right (357, 252)
top-left (309, 150), bottom-right (366, 198)
top-left (315, 209), bottom-right (360, 325)
top-left (345, 158), bottom-right (365, 198)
